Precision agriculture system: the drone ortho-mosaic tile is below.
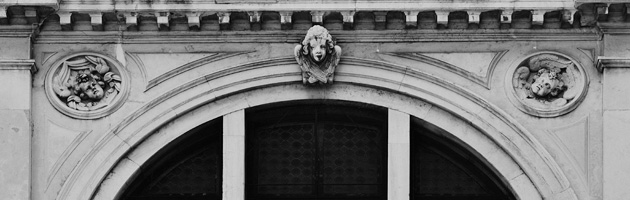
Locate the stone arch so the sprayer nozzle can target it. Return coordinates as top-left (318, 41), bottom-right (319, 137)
top-left (56, 57), bottom-right (577, 200)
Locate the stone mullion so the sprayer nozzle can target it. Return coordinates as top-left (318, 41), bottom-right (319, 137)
top-left (223, 109), bottom-right (246, 200)
top-left (388, 109), bottom-right (410, 200)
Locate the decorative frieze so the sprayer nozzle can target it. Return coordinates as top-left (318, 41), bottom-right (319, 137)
top-left (0, 1), bottom-right (627, 31)
top-left (45, 53), bottom-right (129, 119)
top-left (508, 52), bottom-right (588, 117)
top-left (0, 5), bottom-right (626, 32)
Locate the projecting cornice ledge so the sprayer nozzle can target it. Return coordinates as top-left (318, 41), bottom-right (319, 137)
top-left (34, 29), bottom-right (602, 44)
top-left (598, 23), bottom-right (630, 35)
top-left (0, 59), bottom-right (37, 74)
top-left (596, 57), bottom-right (630, 72)
top-left (0, 0), bottom-right (57, 8)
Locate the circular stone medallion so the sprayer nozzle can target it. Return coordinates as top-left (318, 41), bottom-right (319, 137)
top-left (45, 53), bottom-right (130, 119)
top-left (507, 52), bottom-right (588, 117)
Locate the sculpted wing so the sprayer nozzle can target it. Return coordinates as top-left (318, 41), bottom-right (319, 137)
top-left (326, 45), bottom-right (342, 75)
top-left (294, 45), bottom-right (304, 66)
top-left (333, 45), bottom-right (342, 66)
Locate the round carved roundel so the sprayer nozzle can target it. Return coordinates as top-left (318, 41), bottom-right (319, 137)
top-left (507, 52), bottom-right (588, 117)
top-left (45, 53), bottom-right (130, 119)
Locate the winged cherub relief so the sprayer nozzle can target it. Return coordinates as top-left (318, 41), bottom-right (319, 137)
top-left (513, 54), bottom-right (577, 107)
top-left (51, 55), bottom-right (122, 111)
top-left (294, 25), bottom-right (342, 84)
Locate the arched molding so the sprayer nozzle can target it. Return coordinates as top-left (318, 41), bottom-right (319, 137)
top-left (56, 57), bottom-right (578, 200)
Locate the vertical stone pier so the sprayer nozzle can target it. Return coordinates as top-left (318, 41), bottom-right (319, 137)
top-left (388, 109), bottom-right (410, 200)
top-left (599, 23), bottom-right (630, 200)
top-left (0, 28), bottom-right (35, 200)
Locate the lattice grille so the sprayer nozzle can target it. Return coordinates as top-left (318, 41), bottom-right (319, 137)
top-left (255, 124), bottom-right (316, 195)
top-left (412, 147), bottom-right (488, 196)
top-left (147, 147), bottom-right (220, 195)
top-left (249, 123), bottom-right (385, 199)
top-left (320, 123), bottom-right (382, 196)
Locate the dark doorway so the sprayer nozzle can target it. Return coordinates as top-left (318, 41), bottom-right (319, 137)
top-left (120, 118), bottom-right (223, 200)
top-left (245, 101), bottom-right (388, 200)
top-left (410, 117), bottom-right (516, 200)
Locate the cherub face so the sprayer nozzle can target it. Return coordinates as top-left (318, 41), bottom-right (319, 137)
top-left (531, 71), bottom-right (560, 97)
top-left (309, 38), bottom-right (327, 62)
top-left (79, 79), bottom-right (105, 100)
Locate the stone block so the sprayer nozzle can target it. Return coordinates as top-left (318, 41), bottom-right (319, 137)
top-left (603, 68), bottom-right (630, 110)
top-left (0, 38), bottom-right (30, 60)
top-left (0, 70), bottom-right (31, 110)
top-left (0, 109), bottom-right (31, 200)
top-left (603, 35), bottom-right (630, 58)
top-left (92, 158), bottom-right (139, 200)
top-left (509, 174), bottom-right (542, 200)
top-left (603, 110), bottom-right (630, 200)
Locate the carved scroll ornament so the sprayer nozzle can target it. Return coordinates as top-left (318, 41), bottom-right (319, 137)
top-left (46, 53), bottom-right (128, 119)
top-left (294, 25), bottom-right (342, 85)
top-left (510, 52), bottom-right (587, 117)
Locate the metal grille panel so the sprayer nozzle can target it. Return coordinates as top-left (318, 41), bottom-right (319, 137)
top-left (147, 148), bottom-right (221, 195)
top-left (320, 123), bottom-right (383, 196)
top-left (255, 124), bottom-right (316, 196)
top-left (412, 147), bottom-right (486, 195)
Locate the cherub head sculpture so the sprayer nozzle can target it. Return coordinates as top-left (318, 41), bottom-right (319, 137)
top-left (76, 72), bottom-right (105, 100)
top-left (301, 25), bottom-right (335, 63)
top-left (294, 25), bottom-right (342, 84)
top-left (530, 68), bottom-right (564, 97)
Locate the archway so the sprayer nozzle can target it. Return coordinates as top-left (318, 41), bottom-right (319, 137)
top-left (56, 57), bottom-right (575, 200)
top-left (118, 100), bottom-right (516, 200)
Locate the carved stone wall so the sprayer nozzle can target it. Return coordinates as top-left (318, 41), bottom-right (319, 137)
top-left (0, 1), bottom-right (622, 200)
top-left (28, 31), bottom-right (604, 200)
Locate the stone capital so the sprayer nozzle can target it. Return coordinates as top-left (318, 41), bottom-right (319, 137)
top-left (597, 57), bottom-right (630, 72)
top-left (0, 59), bottom-right (36, 74)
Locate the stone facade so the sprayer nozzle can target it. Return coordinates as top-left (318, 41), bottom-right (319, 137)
top-left (0, 0), bottom-right (630, 199)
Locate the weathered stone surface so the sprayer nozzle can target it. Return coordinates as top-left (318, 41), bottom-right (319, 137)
top-left (19, 8), bottom-right (611, 200)
top-left (0, 70), bottom-right (31, 109)
top-left (603, 110), bottom-right (630, 200)
top-left (388, 109), bottom-right (409, 200)
top-left (0, 38), bottom-right (30, 60)
top-left (604, 68), bottom-right (630, 110)
top-left (223, 110), bottom-right (245, 200)
top-left (0, 109), bottom-right (31, 200)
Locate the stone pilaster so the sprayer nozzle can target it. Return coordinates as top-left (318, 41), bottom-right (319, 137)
top-left (598, 57), bottom-right (630, 200)
top-left (388, 109), bottom-right (410, 200)
top-left (0, 30), bottom-right (34, 200)
top-left (223, 110), bottom-right (245, 200)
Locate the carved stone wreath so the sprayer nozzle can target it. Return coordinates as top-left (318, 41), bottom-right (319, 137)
top-left (507, 52), bottom-right (588, 117)
top-left (45, 53), bottom-right (129, 119)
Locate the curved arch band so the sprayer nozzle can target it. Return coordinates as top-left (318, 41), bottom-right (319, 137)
top-left (57, 57), bottom-right (577, 200)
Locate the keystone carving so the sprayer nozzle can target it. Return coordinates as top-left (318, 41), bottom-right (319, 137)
top-left (46, 53), bottom-right (128, 119)
top-left (510, 52), bottom-right (587, 117)
top-left (294, 25), bottom-right (342, 84)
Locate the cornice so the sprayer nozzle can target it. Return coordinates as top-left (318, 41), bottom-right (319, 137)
top-left (34, 28), bottom-right (602, 44)
top-left (58, 0), bottom-right (575, 12)
top-left (0, 0), bottom-right (58, 8)
top-left (597, 23), bottom-right (630, 35)
top-left (0, 25), bottom-right (33, 37)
